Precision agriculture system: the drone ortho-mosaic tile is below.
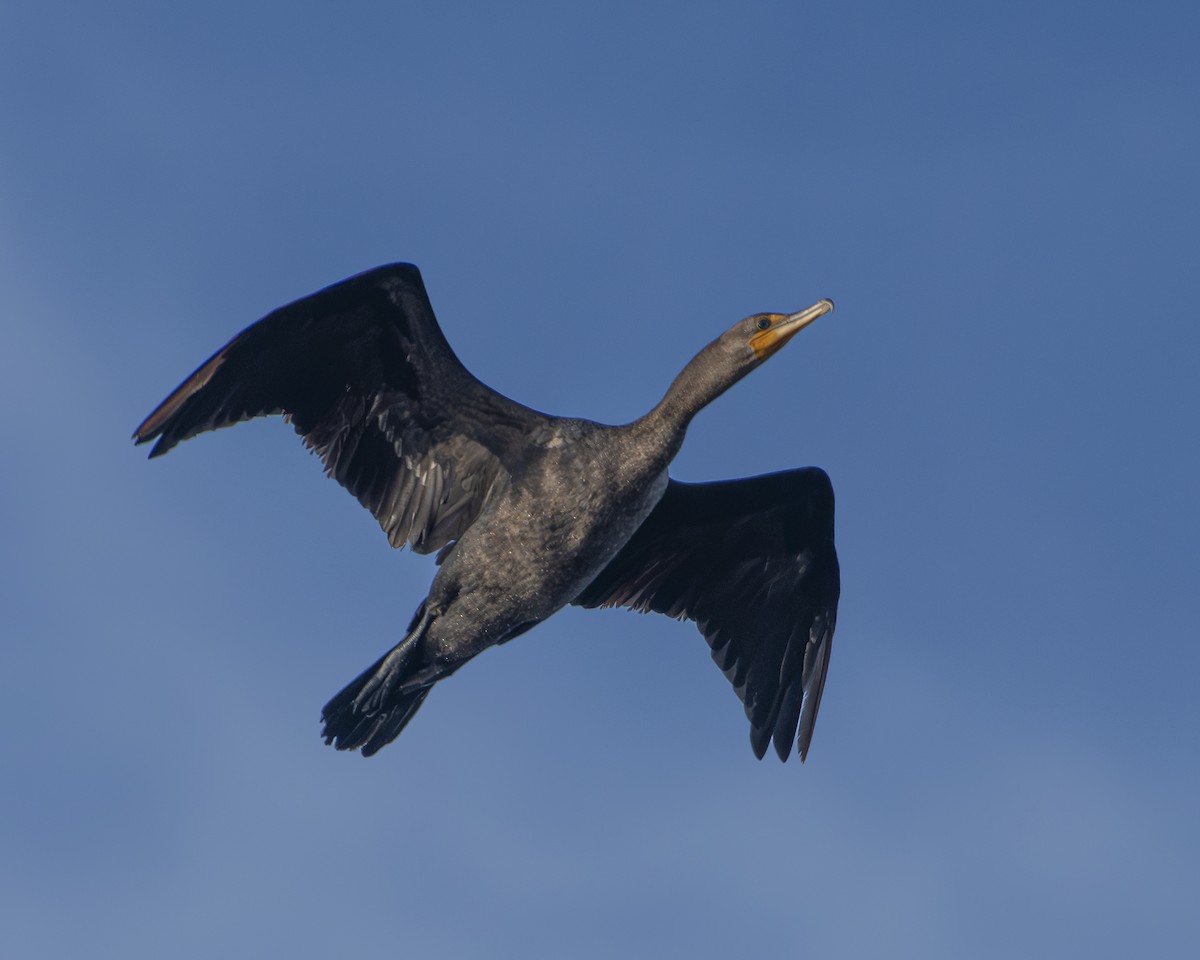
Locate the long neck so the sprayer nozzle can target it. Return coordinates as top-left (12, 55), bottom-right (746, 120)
top-left (630, 340), bottom-right (749, 454)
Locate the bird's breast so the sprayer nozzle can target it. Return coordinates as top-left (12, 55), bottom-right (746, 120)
top-left (435, 436), bottom-right (669, 622)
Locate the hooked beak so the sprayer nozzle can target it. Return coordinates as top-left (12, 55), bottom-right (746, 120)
top-left (748, 298), bottom-right (835, 361)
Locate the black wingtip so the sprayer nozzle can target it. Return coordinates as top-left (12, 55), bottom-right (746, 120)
top-left (750, 725), bottom-right (770, 761)
top-left (773, 736), bottom-right (792, 763)
top-left (132, 430), bottom-right (173, 458)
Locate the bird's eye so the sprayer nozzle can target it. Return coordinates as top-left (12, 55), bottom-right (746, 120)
top-left (756, 317), bottom-right (772, 331)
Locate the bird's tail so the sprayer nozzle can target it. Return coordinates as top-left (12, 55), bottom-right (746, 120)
top-left (321, 605), bottom-right (435, 757)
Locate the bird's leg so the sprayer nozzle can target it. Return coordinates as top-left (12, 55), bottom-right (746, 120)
top-left (350, 604), bottom-right (431, 713)
top-left (321, 601), bottom-right (438, 754)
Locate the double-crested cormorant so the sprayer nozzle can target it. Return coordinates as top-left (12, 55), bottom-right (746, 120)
top-left (134, 264), bottom-right (840, 762)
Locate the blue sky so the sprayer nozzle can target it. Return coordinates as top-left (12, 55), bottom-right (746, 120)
top-left (2, 1), bottom-right (1198, 956)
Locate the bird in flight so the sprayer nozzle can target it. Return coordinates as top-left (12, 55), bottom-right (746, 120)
top-left (134, 264), bottom-right (840, 762)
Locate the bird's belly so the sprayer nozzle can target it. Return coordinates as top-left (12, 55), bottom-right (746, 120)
top-left (427, 467), bottom-right (668, 653)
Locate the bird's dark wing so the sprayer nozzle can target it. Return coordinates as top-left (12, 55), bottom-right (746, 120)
top-left (133, 263), bottom-right (549, 555)
top-left (574, 469), bottom-right (840, 761)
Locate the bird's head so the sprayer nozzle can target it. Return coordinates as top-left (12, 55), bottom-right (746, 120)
top-left (740, 299), bottom-right (836, 363)
top-left (650, 297), bottom-right (836, 434)
top-left (703, 298), bottom-right (836, 385)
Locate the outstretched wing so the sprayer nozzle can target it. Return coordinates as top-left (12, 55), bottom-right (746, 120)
top-left (574, 469), bottom-right (840, 762)
top-left (134, 263), bottom-right (549, 555)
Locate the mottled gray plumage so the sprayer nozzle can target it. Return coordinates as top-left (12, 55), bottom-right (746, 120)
top-left (134, 263), bottom-right (840, 761)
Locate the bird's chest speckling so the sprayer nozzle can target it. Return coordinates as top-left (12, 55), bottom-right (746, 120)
top-left (435, 422), bottom-right (668, 619)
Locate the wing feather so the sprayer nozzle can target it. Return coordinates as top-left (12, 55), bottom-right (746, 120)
top-left (133, 263), bottom-right (547, 555)
top-left (575, 468), bottom-right (840, 761)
